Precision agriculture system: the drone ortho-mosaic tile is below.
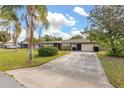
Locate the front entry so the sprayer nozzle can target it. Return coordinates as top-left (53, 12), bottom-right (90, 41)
top-left (77, 44), bottom-right (81, 51)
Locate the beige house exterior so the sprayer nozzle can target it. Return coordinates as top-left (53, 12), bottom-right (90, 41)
top-left (41, 39), bottom-right (98, 52)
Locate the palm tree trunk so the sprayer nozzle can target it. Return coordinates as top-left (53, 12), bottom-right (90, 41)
top-left (3, 42), bottom-right (6, 49)
top-left (29, 29), bottom-right (34, 63)
top-left (29, 44), bottom-right (33, 63)
top-left (16, 42), bottom-right (18, 52)
top-left (29, 14), bottom-right (34, 63)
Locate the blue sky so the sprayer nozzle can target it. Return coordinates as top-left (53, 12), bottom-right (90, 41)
top-left (41, 5), bottom-right (93, 39)
top-left (2, 5), bottom-right (93, 42)
top-left (47, 5), bottom-right (93, 30)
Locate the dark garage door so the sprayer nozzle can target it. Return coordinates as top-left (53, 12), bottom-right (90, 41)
top-left (77, 44), bottom-right (81, 51)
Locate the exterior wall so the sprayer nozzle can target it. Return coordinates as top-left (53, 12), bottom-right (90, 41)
top-left (71, 44), bottom-right (77, 50)
top-left (60, 44), bottom-right (70, 50)
top-left (42, 44), bottom-right (53, 47)
top-left (71, 44), bottom-right (77, 48)
top-left (81, 44), bottom-right (94, 52)
top-left (61, 43), bottom-right (95, 51)
top-left (48, 44), bottom-right (53, 46)
top-left (41, 43), bottom-right (96, 52)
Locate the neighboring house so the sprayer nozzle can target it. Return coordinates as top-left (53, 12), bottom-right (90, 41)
top-left (0, 40), bottom-right (15, 48)
top-left (20, 41), bottom-right (39, 49)
top-left (40, 39), bottom-right (98, 52)
top-left (20, 41), bottom-right (29, 48)
top-left (4, 40), bottom-right (17, 48)
top-left (5, 40), bottom-right (13, 46)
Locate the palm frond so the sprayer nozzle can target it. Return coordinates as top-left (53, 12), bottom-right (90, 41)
top-left (35, 5), bottom-right (49, 30)
top-left (0, 5), bottom-right (24, 12)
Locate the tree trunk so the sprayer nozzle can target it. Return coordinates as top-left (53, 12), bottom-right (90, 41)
top-left (29, 15), bottom-right (34, 63)
top-left (29, 44), bottom-right (33, 63)
top-left (16, 42), bottom-right (18, 52)
top-left (29, 29), bottom-right (34, 63)
top-left (27, 5), bottom-right (36, 63)
top-left (3, 42), bottom-right (6, 49)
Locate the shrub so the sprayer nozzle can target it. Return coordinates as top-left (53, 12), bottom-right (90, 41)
top-left (107, 48), bottom-right (122, 57)
top-left (38, 46), bottom-right (58, 57)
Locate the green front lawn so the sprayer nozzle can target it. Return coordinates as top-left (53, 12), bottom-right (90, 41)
top-left (0, 49), bottom-right (69, 71)
top-left (97, 51), bottom-right (124, 88)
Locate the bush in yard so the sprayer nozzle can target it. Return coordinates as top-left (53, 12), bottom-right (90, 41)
top-left (38, 46), bottom-right (58, 57)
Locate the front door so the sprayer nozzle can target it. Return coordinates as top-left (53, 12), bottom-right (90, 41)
top-left (77, 44), bottom-right (81, 51)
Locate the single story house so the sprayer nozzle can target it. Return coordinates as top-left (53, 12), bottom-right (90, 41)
top-left (40, 39), bottom-right (98, 52)
top-left (20, 41), bottom-right (39, 49)
top-left (0, 40), bottom-right (15, 48)
top-left (19, 41), bottom-right (29, 48)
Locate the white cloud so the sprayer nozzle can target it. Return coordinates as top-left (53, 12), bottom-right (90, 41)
top-left (42, 12), bottom-right (76, 39)
top-left (43, 28), bottom-right (71, 40)
top-left (71, 28), bottom-right (82, 36)
top-left (68, 16), bottom-right (76, 26)
top-left (47, 12), bottom-right (76, 29)
top-left (70, 27), bottom-right (88, 39)
top-left (18, 29), bottom-right (26, 42)
top-left (71, 30), bottom-right (82, 36)
top-left (73, 7), bottom-right (89, 16)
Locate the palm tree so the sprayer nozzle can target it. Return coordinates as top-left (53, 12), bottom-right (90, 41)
top-left (0, 8), bottom-right (22, 52)
top-left (22, 5), bottom-right (49, 63)
top-left (0, 5), bottom-right (49, 62)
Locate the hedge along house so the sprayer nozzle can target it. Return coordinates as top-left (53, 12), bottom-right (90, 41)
top-left (40, 39), bottom-right (98, 52)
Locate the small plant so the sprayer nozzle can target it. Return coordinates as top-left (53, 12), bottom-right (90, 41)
top-left (107, 48), bottom-right (122, 57)
top-left (38, 46), bottom-right (58, 57)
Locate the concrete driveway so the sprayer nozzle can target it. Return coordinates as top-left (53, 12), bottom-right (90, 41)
top-left (6, 52), bottom-right (113, 88)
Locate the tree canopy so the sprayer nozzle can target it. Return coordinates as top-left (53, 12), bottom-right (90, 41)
top-left (89, 5), bottom-right (124, 56)
top-left (70, 35), bottom-right (83, 40)
top-left (43, 35), bottom-right (63, 42)
top-left (0, 6), bottom-right (22, 51)
top-left (0, 31), bottom-right (11, 44)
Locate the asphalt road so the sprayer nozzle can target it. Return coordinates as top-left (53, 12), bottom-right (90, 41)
top-left (0, 72), bottom-right (24, 88)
